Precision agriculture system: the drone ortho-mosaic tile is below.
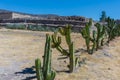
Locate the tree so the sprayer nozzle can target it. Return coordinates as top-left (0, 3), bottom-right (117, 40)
top-left (99, 11), bottom-right (107, 22)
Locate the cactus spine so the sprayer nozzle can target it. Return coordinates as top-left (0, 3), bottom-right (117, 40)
top-left (52, 25), bottom-right (79, 72)
top-left (35, 34), bottom-right (56, 80)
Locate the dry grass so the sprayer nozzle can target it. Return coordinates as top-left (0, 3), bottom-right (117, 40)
top-left (0, 29), bottom-right (120, 80)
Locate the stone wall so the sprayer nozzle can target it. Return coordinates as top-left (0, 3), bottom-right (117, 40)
top-left (0, 11), bottom-right (89, 31)
top-left (12, 13), bottom-right (32, 19)
top-left (0, 19), bottom-right (86, 27)
top-left (116, 20), bottom-right (120, 24)
top-left (0, 12), bottom-right (12, 19)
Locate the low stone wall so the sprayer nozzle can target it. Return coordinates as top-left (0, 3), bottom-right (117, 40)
top-left (0, 19), bottom-right (87, 32)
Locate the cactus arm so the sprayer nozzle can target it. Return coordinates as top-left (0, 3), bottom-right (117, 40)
top-left (51, 33), bottom-right (69, 56)
top-left (51, 34), bottom-right (61, 48)
top-left (81, 29), bottom-right (87, 38)
top-left (59, 25), bottom-right (72, 45)
top-left (35, 59), bottom-right (43, 80)
top-left (59, 27), bottom-right (66, 35)
top-left (56, 46), bottom-right (69, 56)
top-left (51, 71), bottom-right (56, 80)
top-left (75, 57), bottom-right (79, 68)
top-left (46, 71), bottom-right (56, 80)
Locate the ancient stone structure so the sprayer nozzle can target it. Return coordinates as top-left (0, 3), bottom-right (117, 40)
top-left (0, 9), bottom-right (90, 32)
top-left (116, 20), bottom-right (120, 24)
top-left (0, 12), bottom-right (12, 19)
top-left (0, 12), bottom-right (36, 20)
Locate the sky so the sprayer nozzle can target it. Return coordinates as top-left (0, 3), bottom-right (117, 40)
top-left (0, 0), bottom-right (120, 20)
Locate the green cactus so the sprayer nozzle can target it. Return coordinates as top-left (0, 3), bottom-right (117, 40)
top-left (94, 23), bottom-right (106, 50)
top-left (35, 59), bottom-right (43, 80)
top-left (81, 19), bottom-right (95, 54)
top-left (35, 34), bottom-right (56, 80)
top-left (51, 25), bottom-right (79, 72)
top-left (59, 24), bottom-right (72, 45)
top-left (116, 24), bottom-right (120, 36)
top-left (51, 25), bottom-right (72, 56)
top-left (105, 17), bottom-right (116, 43)
top-left (91, 30), bottom-right (97, 53)
top-left (69, 42), bottom-right (79, 72)
top-left (51, 32), bottom-right (69, 56)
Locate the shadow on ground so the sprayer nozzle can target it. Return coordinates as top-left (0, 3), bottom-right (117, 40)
top-left (15, 66), bottom-right (36, 80)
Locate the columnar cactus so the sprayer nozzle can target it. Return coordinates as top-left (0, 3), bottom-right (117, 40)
top-left (116, 24), bottom-right (120, 36)
top-left (94, 23), bottom-right (106, 50)
top-left (35, 34), bottom-right (56, 80)
top-left (51, 25), bottom-right (79, 72)
top-left (105, 17), bottom-right (116, 43)
top-left (81, 19), bottom-right (95, 54)
top-left (69, 42), bottom-right (79, 72)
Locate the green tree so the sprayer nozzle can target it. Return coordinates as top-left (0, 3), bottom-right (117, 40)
top-left (99, 11), bottom-right (107, 22)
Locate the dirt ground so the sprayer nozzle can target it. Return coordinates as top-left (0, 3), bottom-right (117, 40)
top-left (0, 28), bottom-right (120, 80)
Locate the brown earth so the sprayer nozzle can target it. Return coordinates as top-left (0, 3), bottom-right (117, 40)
top-left (0, 28), bottom-right (120, 80)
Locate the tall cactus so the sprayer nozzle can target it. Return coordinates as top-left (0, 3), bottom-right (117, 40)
top-left (105, 17), bottom-right (116, 43)
top-left (94, 23), bottom-right (106, 50)
top-left (81, 19), bottom-right (95, 54)
top-left (35, 34), bottom-right (56, 80)
top-left (51, 25), bottom-right (79, 72)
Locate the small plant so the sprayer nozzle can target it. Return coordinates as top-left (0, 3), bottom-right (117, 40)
top-left (35, 34), bottom-right (56, 80)
top-left (52, 25), bottom-right (79, 72)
